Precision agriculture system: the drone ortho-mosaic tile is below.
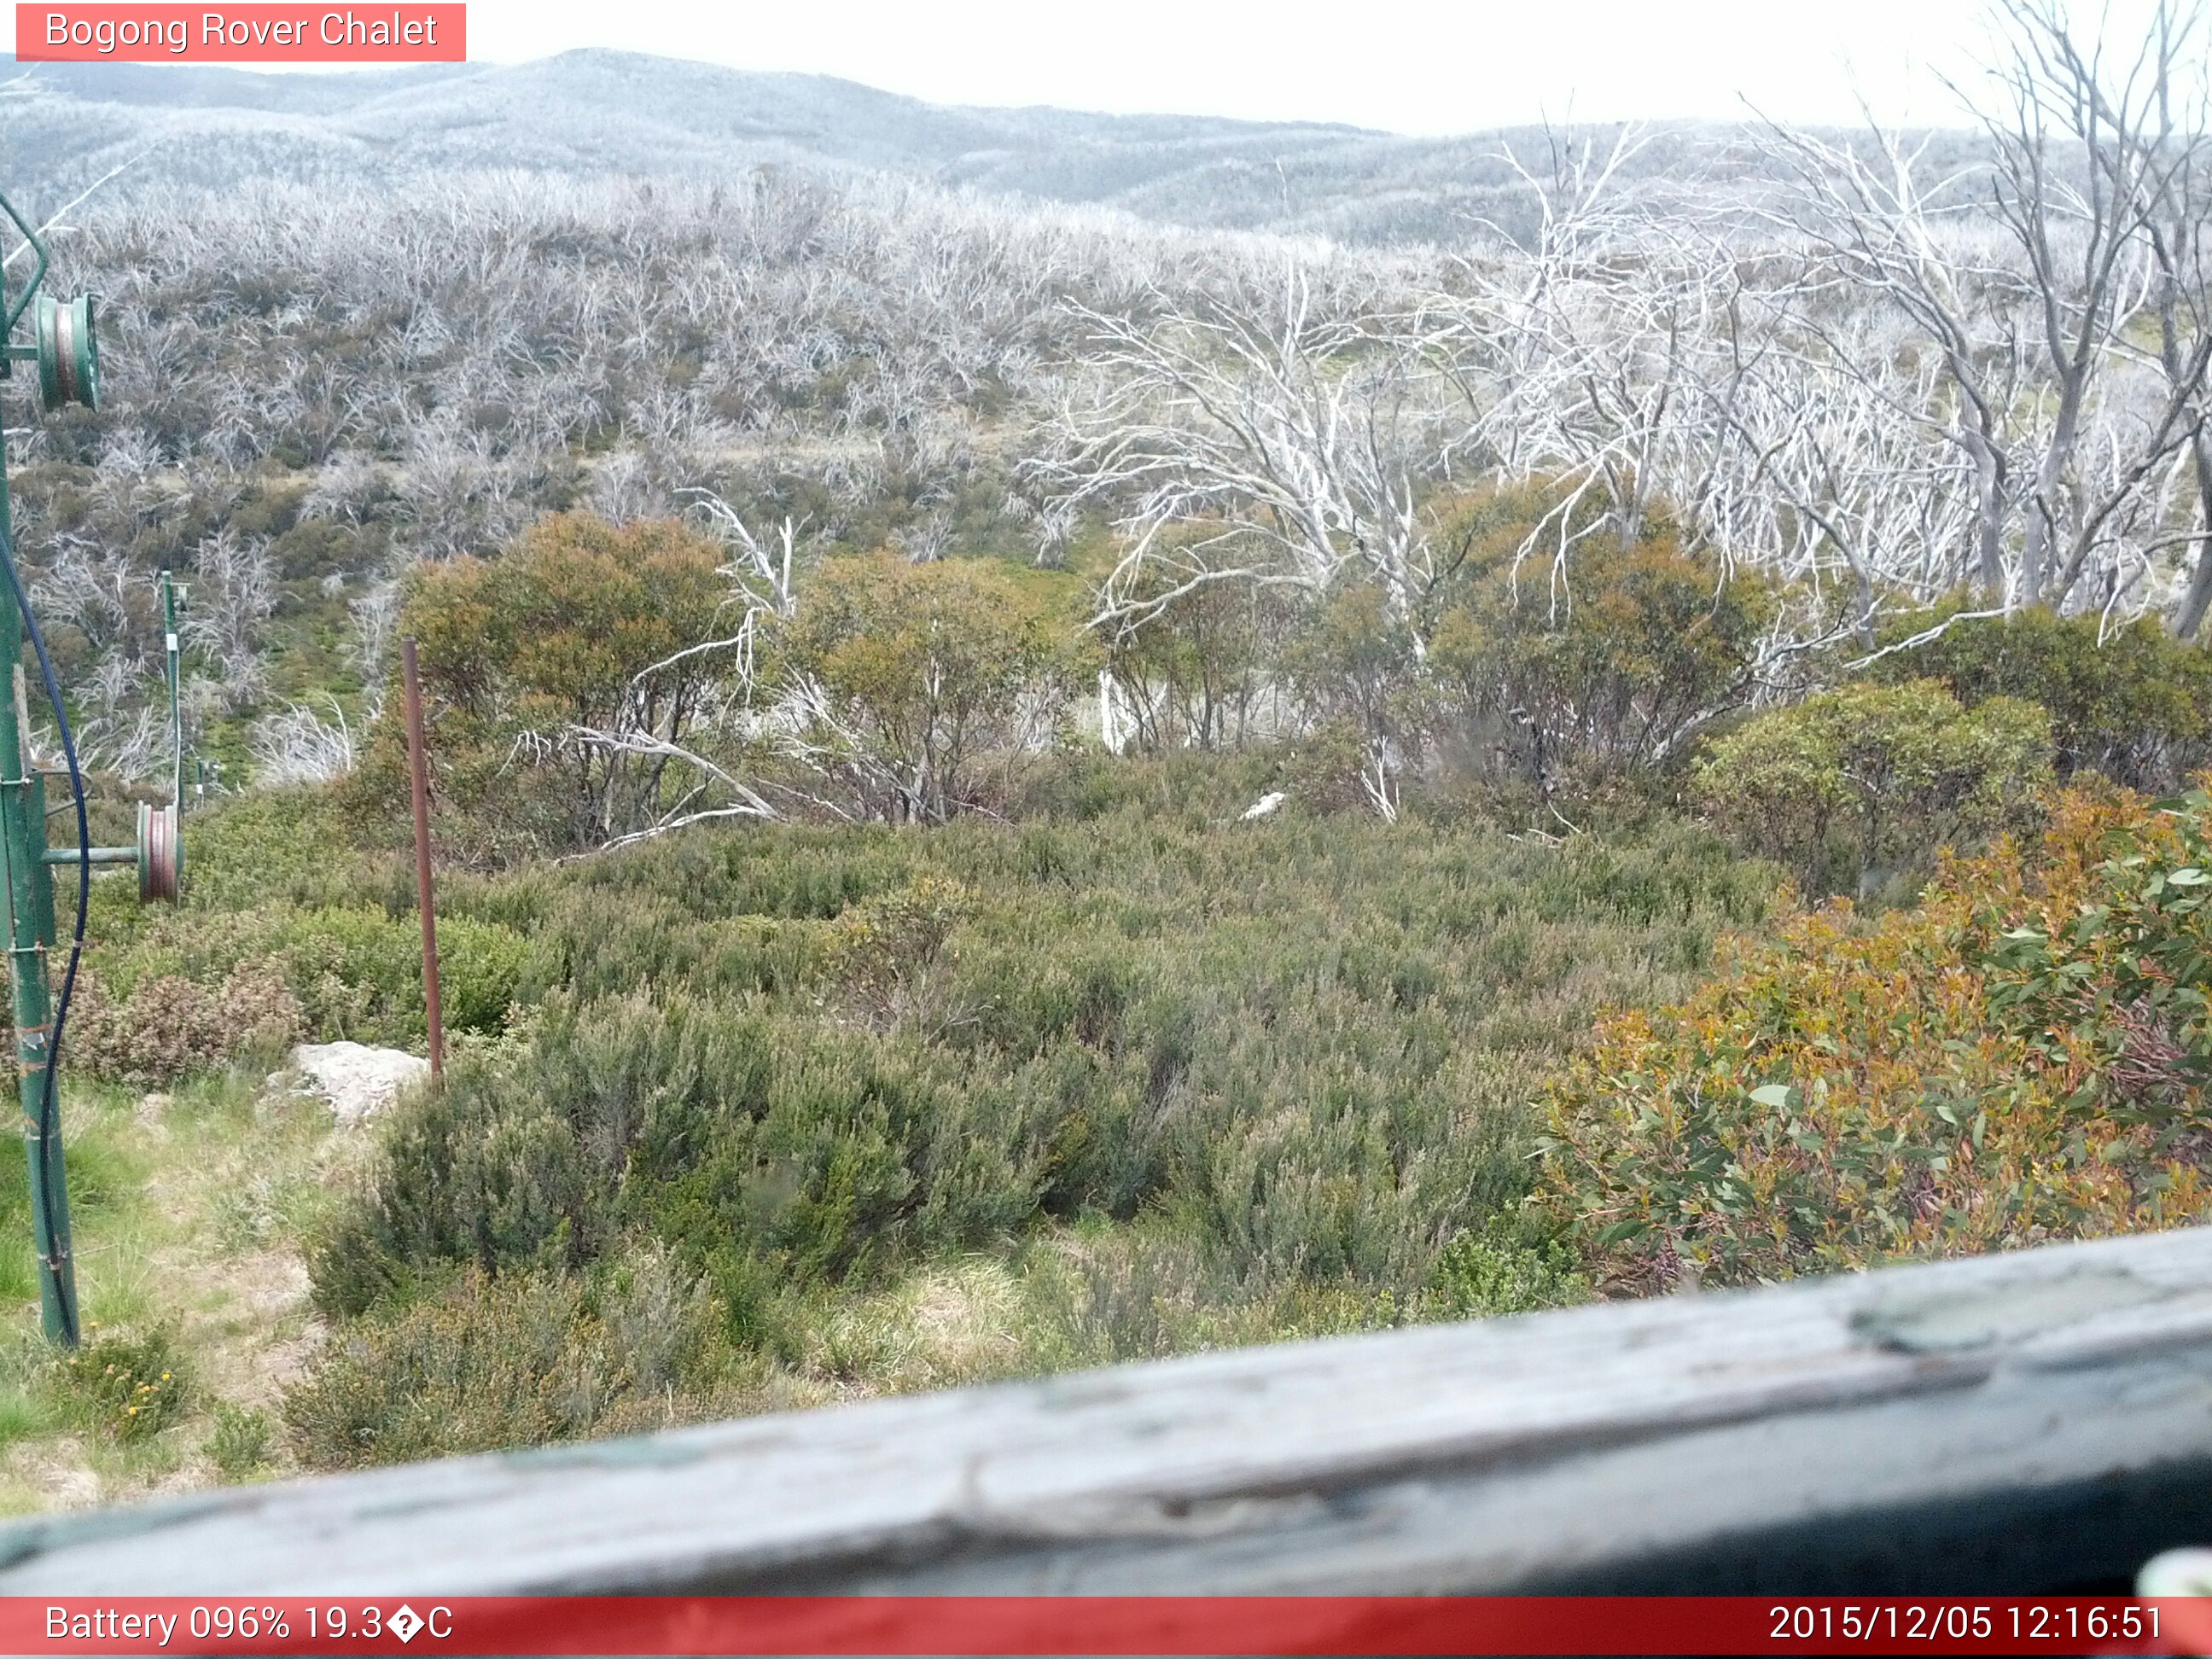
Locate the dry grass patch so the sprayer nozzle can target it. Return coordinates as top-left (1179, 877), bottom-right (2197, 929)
top-left (0, 1065), bottom-right (358, 1512)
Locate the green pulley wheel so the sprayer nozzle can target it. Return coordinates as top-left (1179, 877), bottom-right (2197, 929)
top-left (137, 801), bottom-right (180, 904)
top-left (35, 294), bottom-right (96, 412)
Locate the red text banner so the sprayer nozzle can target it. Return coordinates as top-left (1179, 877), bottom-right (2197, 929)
top-left (3, 1596), bottom-right (2208, 1656)
top-left (16, 5), bottom-right (464, 61)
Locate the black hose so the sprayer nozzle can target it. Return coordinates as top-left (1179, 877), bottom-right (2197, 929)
top-left (0, 520), bottom-right (84, 1346)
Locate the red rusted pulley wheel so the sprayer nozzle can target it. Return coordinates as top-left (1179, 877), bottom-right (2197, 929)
top-left (137, 801), bottom-right (180, 904)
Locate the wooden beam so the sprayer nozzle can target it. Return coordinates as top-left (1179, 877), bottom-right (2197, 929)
top-left (4, 1226), bottom-right (2210, 1594)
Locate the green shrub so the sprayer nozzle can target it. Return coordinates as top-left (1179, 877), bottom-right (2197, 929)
top-left (353, 512), bottom-right (738, 863)
top-left (1694, 680), bottom-right (2052, 899)
top-left (205, 1402), bottom-right (274, 1479)
top-left (286, 1247), bottom-right (731, 1470)
top-left (1282, 583), bottom-right (1425, 813)
top-left (85, 900), bottom-right (527, 1051)
top-left (181, 789), bottom-right (394, 913)
top-left (303, 793), bottom-right (1777, 1357)
top-left (1418, 1217), bottom-right (1590, 1320)
top-left (776, 551), bottom-right (1085, 824)
top-left (816, 873), bottom-right (978, 1018)
top-left (434, 917), bottom-right (531, 1033)
top-left (1871, 609), bottom-right (2212, 790)
top-left (1012, 1225), bottom-right (1260, 1367)
top-left (1279, 717), bottom-right (1391, 817)
top-left (1100, 541), bottom-right (1297, 752)
top-left (55, 1327), bottom-right (187, 1442)
top-left (1428, 497), bottom-right (1774, 792)
top-left (309, 989), bottom-right (1047, 1324)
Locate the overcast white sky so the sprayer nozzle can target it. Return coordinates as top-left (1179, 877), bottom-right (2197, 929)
top-left (455, 0), bottom-right (1992, 133)
top-left (4, 0), bottom-right (2140, 133)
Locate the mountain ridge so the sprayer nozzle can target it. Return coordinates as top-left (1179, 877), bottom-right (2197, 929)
top-left (0, 46), bottom-right (1673, 242)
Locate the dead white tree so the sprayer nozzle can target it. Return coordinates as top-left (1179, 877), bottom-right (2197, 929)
top-left (539, 498), bottom-right (814, 850)
top-left (1982, 0), bottom-right (2212, 608)
top-left (1033, 270), bottom-right (1477, 644)
top-left (1759, 0), bottom-right (2212, 619)
top-left (183, 527), bottom-right (275, 711)
top-left (1436, 129), bottom-right (1913, 649)
top-left (348, 582), bottom-right (402, 716)
top-left (2104, 0), bottom-right (2212, 634)
top-left (249, 698), bottom-right (357, 785)
top-left (1444, 126), bottom-right (1700, 567)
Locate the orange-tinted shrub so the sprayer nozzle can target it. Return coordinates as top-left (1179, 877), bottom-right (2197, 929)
top-left (1540, 785), bottom-right (2212, 1294)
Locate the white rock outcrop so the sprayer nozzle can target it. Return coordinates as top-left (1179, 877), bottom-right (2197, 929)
top-left (288, 1041), bottom-right (430, 1125)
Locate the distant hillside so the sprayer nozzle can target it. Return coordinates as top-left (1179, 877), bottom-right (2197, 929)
top-left (0, 48), bottom-right (1748, 243)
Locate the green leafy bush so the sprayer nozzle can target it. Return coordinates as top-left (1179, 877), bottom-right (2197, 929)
top-left (1282, 583), bottom-right (1426, 814)
top-left (1100, 540), bottom-right (1297, 752)
top-left (179, 789), bottom-right (396, 914)
top-left (310, 988), bottom-right (1048, 1330)
top-left (777, 552), bottom-right (1083, 824)
top-left (815, 873), bottom-right (977, 1021)
top-left (1871, 609), bottom-right (2212, 790)
top-left (1427, 496), bottom-right (1773, 793)
top-left (1417, 1217), bottom-right (1590, 1320)
top-left (354, 512), bottom-right (736, 863)
top-left (1694, 680), bottom-right (2052, 899)
top-left (1279, 717), bottom-right (1390, 817)
top-left (1540, 787), bottom-right (2212, 1295)
top-left (85, 895), bottom-right (527, 1054)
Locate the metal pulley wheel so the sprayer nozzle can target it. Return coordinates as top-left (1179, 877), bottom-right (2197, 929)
top-left (35, 293), bottom-right (97, 412)
top-left (137, 801), bottom-right (180, 903)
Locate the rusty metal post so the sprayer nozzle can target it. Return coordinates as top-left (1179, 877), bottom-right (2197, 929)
top-left (401, 637), bottom-right (444, 1080)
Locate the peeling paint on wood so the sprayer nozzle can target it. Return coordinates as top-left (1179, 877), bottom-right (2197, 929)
top-left (3, 1228), bottom-right (2209, 1594)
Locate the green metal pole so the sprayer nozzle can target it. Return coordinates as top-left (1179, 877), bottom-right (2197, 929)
top-left (161, 573), bottom-right (181, 812)
top-left (0, 448), bottom-right (75, 1344)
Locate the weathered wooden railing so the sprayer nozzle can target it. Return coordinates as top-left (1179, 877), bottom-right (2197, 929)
top-left (3, 1226), bottom-right (2210, 1594)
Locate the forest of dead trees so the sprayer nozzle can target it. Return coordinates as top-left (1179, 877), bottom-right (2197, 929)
top-left (0, 0), bottom-right (2203, 841)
